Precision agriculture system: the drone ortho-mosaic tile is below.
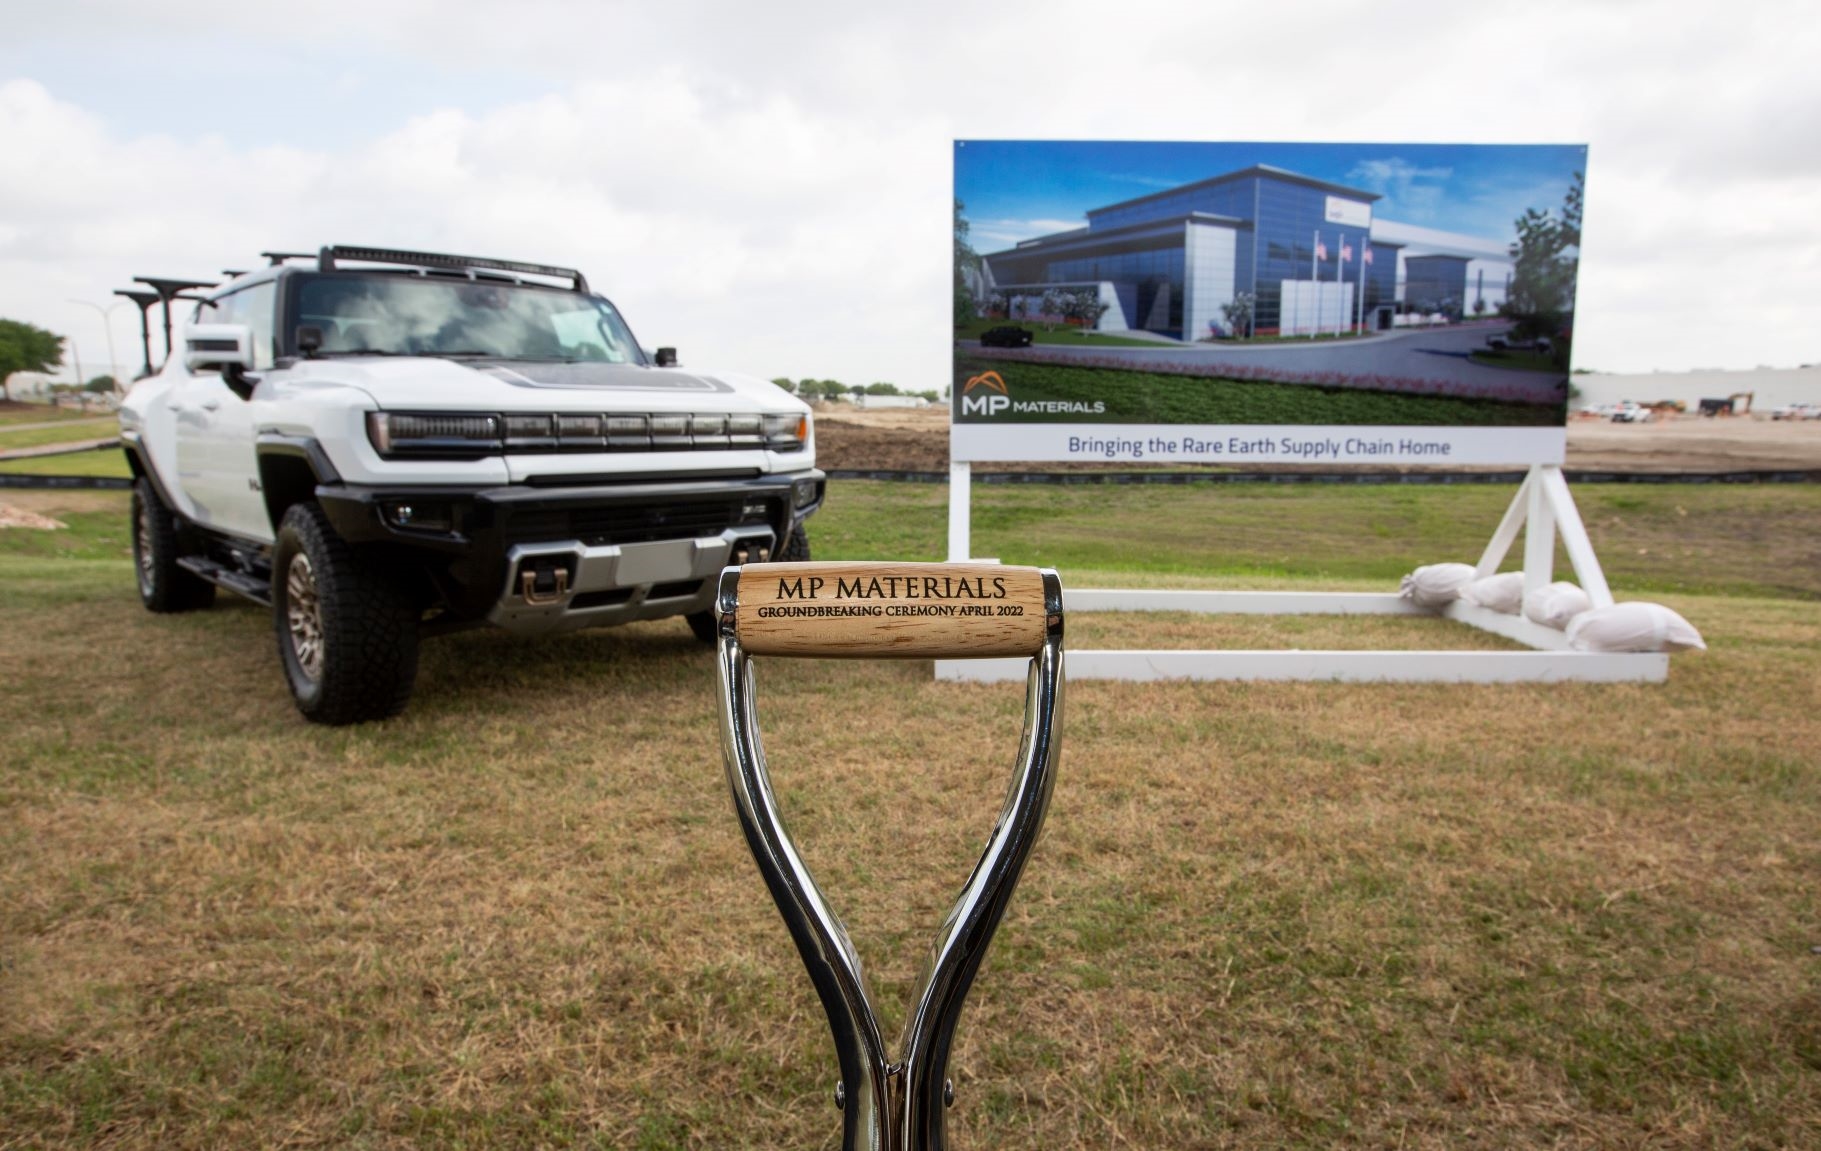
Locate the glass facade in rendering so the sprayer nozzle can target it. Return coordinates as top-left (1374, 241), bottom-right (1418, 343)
top-left (982, 165), bottom-right (1482, 337)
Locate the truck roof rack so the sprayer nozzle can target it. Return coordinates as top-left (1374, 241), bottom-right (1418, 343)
top-left (262, 251), bottom-right (316, 265)
top-left (316, 245), bottom-right (589, 293)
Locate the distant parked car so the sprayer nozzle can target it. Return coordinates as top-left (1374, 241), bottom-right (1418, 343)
top-left (1769, 402), bottom-right (1821, 421)
top-left (1486, 332), bottom-right (1553, 354)
top-left (979, 325), bottom-right (1035, 348)
top-left (1610, 401), bottom-right (1653, 423)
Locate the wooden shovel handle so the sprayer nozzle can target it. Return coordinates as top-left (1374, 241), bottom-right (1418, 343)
top-left (732, 562), bottom-right (1054, 659)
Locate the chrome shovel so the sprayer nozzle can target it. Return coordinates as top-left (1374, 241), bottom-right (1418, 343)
top-left (713, 561), bottom-right (1064, 1151)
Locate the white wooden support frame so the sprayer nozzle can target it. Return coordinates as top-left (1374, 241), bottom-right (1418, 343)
top-left (940, 463), bottom-right (1668, 685)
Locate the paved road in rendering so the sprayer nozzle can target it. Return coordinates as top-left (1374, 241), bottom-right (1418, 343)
top-left (971, 323), bottom-right (1566, 403)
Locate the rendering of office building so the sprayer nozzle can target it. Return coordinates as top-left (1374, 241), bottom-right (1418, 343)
top-left (980, 165), bottom-right (1515, 340)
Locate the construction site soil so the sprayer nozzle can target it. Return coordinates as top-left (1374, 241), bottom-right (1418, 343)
top-left (812, 405), bottom-right (1821, 475)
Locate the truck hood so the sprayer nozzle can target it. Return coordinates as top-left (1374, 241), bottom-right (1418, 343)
top-left (283, 357), bottom-right (805, 414)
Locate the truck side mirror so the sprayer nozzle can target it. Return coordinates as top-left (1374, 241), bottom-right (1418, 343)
top-left (183, 323), bottom-right (258, 400)
top-left (655, 347), bottom-right (678, 367)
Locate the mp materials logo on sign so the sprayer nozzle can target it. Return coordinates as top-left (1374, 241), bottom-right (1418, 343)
top-left (961, 370), bottom-right (1011, 416)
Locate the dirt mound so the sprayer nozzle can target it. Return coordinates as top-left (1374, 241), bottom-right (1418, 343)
top-left (0, 504), bottom-right (68, 530)
top-left (815, 406), bottom-right (948, 471)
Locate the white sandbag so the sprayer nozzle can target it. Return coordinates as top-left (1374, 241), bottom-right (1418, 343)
top-left (1523, 581), bottom-right (1593, 630)
top-left (1567, 602), bottom-right (1706, 653)
top-left (1399, 562), bottom-right (1476, 608)
top-left (1460, 571), bottom-right (1526, 614)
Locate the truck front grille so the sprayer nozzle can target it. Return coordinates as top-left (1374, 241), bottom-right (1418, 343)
top-left (504, 498), bottom-right (762, 547)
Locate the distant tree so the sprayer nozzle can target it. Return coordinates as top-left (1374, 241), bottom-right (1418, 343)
top-left (86, 374), bottom-right (117, 394)
top-left (864, 382), bottom-right (900, 395)
top-left (1220, 291), bottom-right (1255, 339)
top-left (1039, 289), bottom-right (1068, 333)
top-left (817, 380), bottom-right (850, 401)
top-left (917, 390), bottom-right (940, 403)
top-left (955, 199), bottom-right (983, 327)
top-left (770, 377), bottom-right (797, 394)
top-left (1503, 171), bottom-right (1582, 350)
top-left (0, 318), bottom-right (65, 402)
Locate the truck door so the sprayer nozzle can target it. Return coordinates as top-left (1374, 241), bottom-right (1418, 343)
top-left (174, 283), bottom-right (277, 543)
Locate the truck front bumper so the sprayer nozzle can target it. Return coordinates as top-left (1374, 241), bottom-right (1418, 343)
top-left (316, 470), bottom-right (824, 633)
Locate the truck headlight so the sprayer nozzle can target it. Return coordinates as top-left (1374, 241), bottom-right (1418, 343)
top-left (764, 413), bottom-right (808, 452)
top-left (368, 412), bottom-right (503, 458)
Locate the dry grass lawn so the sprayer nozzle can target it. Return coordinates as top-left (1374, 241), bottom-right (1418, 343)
top-left (2, 486), bottom-right (1817, 1149)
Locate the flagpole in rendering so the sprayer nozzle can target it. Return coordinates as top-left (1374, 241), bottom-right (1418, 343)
top-left (1310, 229), bottom-right (1323, 339)
top-left (1340, 230), bottom-right (1354, 335)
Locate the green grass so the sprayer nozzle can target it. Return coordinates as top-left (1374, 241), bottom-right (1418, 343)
top-left (0, 418), bottom-right (117, 451)
top-left (955, 319), bottom-right (1169, 348)
top-left (815, 480), bottom-right (1821, 600)
top-left (954, 355), bottom-right (1567, 426)
top-left (0, 404), bottom-right (106, 427)
top-left (0, 448), bottom-right (133, 478)
top-left (3, 483), bottom-right (1819, 1149)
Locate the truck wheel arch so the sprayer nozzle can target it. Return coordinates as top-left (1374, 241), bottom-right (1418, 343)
top-left (256, 436), bottom-right (342, 529)
top-left (122, 439), bottom-right (183, 513)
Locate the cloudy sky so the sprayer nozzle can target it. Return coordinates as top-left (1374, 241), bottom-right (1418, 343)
top-left (2, 1), bottom-right (1817, 386)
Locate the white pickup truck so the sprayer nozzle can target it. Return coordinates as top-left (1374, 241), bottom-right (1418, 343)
top-left (119, 246), bottom-right (822, 724)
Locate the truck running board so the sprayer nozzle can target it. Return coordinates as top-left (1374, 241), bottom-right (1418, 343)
top-left (176, 556), bottom-right (273, 606)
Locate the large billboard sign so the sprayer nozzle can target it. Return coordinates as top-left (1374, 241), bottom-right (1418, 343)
top-left (953, 140), bottom-right (1588, 466)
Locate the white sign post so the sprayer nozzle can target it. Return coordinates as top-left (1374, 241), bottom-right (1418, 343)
top-left (939, 463), bottom-right (1667, 685)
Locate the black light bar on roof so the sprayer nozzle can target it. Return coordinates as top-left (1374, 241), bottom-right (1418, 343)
top-left (318, 246), bottom-right (589, 294)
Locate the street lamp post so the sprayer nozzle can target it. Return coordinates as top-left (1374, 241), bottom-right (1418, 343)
top-left (67, 298), bottom-right (128, 393)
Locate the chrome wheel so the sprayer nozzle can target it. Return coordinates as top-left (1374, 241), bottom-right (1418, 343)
top-left (134, 495), bottom-right (154, 594)
top-left (285, 553), bottom-right (325, 681)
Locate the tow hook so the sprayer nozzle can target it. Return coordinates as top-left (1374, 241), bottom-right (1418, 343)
top-left (520, 565), bottom-right (570, 606)
top-left (733, 542), bottom-right (773, 565)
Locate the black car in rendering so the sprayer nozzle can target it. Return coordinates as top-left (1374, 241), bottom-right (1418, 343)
top-left (979, 325), bottom-right (1035, 348)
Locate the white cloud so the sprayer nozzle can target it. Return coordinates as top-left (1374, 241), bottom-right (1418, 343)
top-left (3, 1), bottom-right (1821, 379)
top-left (1345, 158), bottom-right (1454, 224)
top-left (0, 74), bottom-right (950, 386)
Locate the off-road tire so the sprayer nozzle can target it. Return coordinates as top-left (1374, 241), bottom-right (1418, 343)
top-left (272, 502), bottom-right (419, 725)
top-left (775, 527), bottom-right (811, 564)
top-left (685, 527), bottom-right (812, 643)
top-left (132, 478), bottom-right (215, 612)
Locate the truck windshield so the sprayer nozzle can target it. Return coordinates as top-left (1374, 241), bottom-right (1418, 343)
top-left (288, 274), bottom-right (647, 363)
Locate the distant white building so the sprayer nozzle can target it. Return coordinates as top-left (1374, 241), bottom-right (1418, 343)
top-left (850, 394), bottom-right (931, 410)
top-left (2, 372), bottom-right (58, 399)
